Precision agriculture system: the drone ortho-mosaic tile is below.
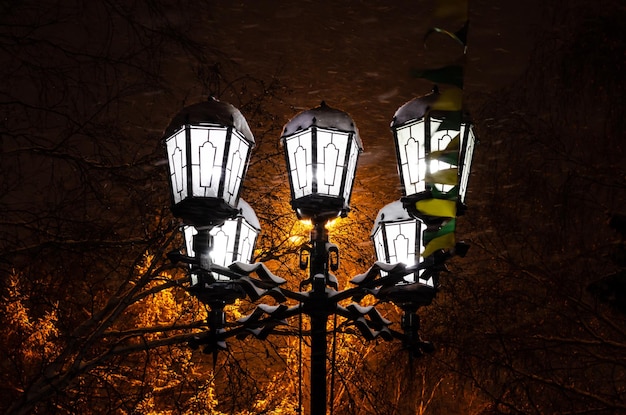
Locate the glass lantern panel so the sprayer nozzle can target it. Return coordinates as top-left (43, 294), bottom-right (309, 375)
top-left (459, 124), bottom-right (476, 204)
top-left (385, 220), bottom-right (419, 267)
top-left (210, 220), bottom-right (237, 267)
top-left (285, 130), bottom-right (313, 199)
top-left (183, 225), bottom-right (197, 257)
top-left (316, 129), bottom-right (349, 197)
top-left (223, 130), bottom-right (252, 207)
top-left (395, 121), bottom-right (426, 196)
top-left (190, 126), bottom-right (227, 199)
top-left (429, 118), bottom-right (458, 193)
top-left (235, 220), bottom-right (259, 263)
top-left (190, 274), bottom-right (200, 286)
top-left (372, 225), bottom-right (388, 264)
top-left (342, 138), bottom-right (360, 202)
top-left (165, 129), bottom-right (188, 204)
top-left (182, 226), bottom-right (200, 286)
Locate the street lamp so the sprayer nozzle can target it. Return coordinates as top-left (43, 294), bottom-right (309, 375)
top-left (162, 93), bottom-right (475, 414)
top-left (391, 87), bottom-right (476, 217)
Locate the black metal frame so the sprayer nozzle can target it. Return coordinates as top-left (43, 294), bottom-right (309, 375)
top-left (282, 126), bottom-right (358, 220)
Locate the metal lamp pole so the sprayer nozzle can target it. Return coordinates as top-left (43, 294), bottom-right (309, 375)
top-left (308, 219), bottom-right (332, 415)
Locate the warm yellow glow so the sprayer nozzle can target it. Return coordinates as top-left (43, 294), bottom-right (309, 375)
top-left (299, 219), bottom-right (313, 229)
top-left (289, 235), bottom-right (306, 245)
top-left (283, 219), bottom-right (314, 248)
top-left (325, 218), bottom-right (340, 230)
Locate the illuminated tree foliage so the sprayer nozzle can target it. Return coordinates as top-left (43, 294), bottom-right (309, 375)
top-left (0, 1), bottom-right (283, 413)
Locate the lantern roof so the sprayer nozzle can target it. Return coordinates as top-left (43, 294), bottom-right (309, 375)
top-left (390, 90), bottom-right (440, 129)
top-left (163, 97), bottom-right (255, 145)
top-left (237, 199), bottom-right (260, 231)
top-left (281, 101), bottom-right (363, 149)
top-left (371, 200), bottom-right (413, 236)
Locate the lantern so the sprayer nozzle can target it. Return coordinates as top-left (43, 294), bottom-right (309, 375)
top-left (183, 199), bottom-right (260, 284)
top-left (163, 97), bottom-right (255, 226)
top-left (371, 200), bottom-right (434, 287)
top-left (281, 101), bottom-right (363, 220)
top-left (390, 88), bottom-right (476, 212)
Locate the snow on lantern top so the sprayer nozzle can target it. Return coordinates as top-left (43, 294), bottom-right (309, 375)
top-left (164, 97), bottom-right (254, 145)
top-left (371, 200), bottom-right (414, 236)
top-left (390, 92), bottom-right (440, 129)
top-left (237, 198), bottom-right (261, 232)
top-left (281, 101), bottom-right (363, 149)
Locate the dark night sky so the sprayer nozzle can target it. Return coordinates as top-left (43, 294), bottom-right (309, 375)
top-left (1, 0), bottom-right (549, 244)
top-left (197, 0), bottom-right (543, 204)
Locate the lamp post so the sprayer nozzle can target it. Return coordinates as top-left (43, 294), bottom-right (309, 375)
top-left (162, 94), bottom-right (475, 414)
